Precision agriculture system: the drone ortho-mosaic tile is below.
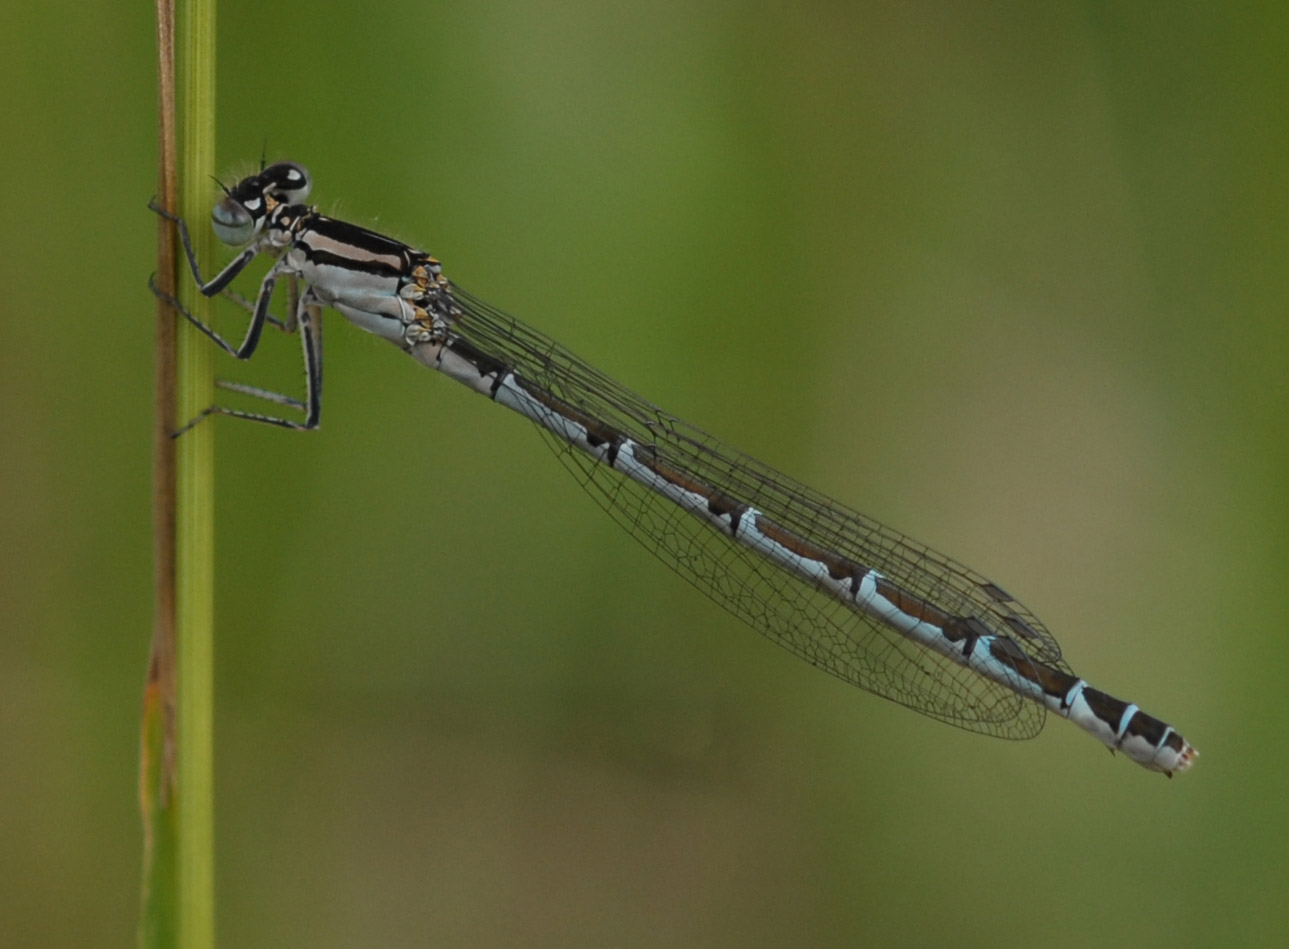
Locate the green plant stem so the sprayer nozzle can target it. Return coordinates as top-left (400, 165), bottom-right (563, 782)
top-left (139, 0), bottom-right (179, 945)
top-left (176, 0), bottom-right (217, 945)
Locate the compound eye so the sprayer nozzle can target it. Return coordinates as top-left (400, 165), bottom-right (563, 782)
top-left (211, 194), bottom-right (259, 245)
top-left (263, 161), bottom-right (312, 204)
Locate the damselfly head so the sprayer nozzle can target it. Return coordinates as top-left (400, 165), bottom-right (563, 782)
top-left (211, 162), bottom-right (312, 245)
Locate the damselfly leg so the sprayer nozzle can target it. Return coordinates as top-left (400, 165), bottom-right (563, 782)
top-left (152, 162), bottom-right (324, 433)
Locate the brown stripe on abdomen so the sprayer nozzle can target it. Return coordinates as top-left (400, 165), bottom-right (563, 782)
top-left (514, 376), bottom-right (623, 449)
top-left (705, 492), bottom-right (748, 534)
top-left (753, 516), bottom-right (868, 585)
top-left (627, 447), bottom-right (750, 534)
top-left (873, 577), bottom-right (951, 628)
top-left (988, 638), bottom-right (1079, 696)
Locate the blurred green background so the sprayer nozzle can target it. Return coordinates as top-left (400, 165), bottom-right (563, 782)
top-left (2, 2), bottom-right (1285, 946)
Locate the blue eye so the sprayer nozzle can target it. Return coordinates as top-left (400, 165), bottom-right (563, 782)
top-left (211, 194), bottom-right (257, 245)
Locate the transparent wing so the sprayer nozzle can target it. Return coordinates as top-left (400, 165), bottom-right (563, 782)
top-left (452, 287), bottom-right (1071, 738)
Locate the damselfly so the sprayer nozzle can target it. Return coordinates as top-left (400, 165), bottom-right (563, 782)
top-left (153, 162), bottom-right (1197, 775)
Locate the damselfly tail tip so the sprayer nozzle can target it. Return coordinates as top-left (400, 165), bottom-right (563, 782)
top-left (1158, 740), bottom-right (1198, 778)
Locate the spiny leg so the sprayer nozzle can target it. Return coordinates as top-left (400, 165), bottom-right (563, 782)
top-left (171, 302), bottom-right (323, 436)
top-left (152, 196), bottom-right (318, 434)
top-left (150, 199), bottom-right (261, 297)
top-left (151, 269), bottom-right (309, 421)
top-left (150, 201), bottom-right (275, 359)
